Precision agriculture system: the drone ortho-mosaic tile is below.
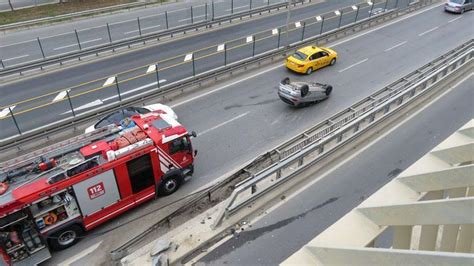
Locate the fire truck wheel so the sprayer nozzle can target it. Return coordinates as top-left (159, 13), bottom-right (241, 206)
top-left (158, 176), bottom-right (181, 196)
top-left (48, 225), bottom-right (83, 250)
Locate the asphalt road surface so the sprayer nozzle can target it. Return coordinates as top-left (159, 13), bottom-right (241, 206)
top-left (39, 4), bottom-right (473, 265)
top-left (0, 0), bottom-right (414, 138)
top-left (0, 0), bottom-right (286, 66)
top-left (197, 75), bottom-right (474, 266)
top-left (0, 0), bottom-right (58, 11)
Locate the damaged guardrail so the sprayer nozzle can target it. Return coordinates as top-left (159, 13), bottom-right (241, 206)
top-left (212, 39), bottom-right (474, 228)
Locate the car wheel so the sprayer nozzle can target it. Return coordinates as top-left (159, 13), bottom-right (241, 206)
top-left (158, 176), bottom-right (181, 196)
top-left (325, 85), bottom-right (333, 96)
top-left (330, 58), bottom-right (337, 66)
top-left (48, 225), bottom-right (83, 251)
top-left (306, 67), bottom-right (313, 75)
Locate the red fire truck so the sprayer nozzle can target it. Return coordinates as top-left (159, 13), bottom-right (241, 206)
top-left (0, 112), bottom-right (196, 265)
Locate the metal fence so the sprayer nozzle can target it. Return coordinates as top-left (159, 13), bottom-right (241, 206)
top-left (211, 39), bottom-right (474, 228)
top-left (0, 0), bottom-right (404, 142)
top-left (0, 0), bottom-right (287, 68)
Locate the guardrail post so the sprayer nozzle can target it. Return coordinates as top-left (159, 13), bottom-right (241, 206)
top-left (0, 60), bottom-right (4, 69)
top-left (106, 23), bottom-right (113, 45)
top-left (155, 64), bottom-right (161, 89)
top-left (192, 54), bottom-right (196, 76)
top-left (37, 38), bottom-right (46, 59)
top-left (65, 90), bottom-right (76, 117)
top-left (251, 184), bottom-right (257, 194)
top-left (9, 107), bottom-right (21, 135)
top-left (224, 45), bottom-right (227, 66)
top-left (301, 22), bottom-right (306, 40)
top-left (74, 30), bottom-right (82, 51)
top-left (355, 5), bottom-right (360, 22)
top-left (137, 17), bottom-right (142, 36)
top-left (191, 6), bottom-right (194, 24)
top-left (338, 10), bottom-right (343, 28)
top-left (320, 17), bottom-right (325, 34)
top-left (276, 169), bottom-right (282, 179)
top-left (165, 11), bottom-right (169, 29)
top-left (114, 77), bottom-right (122, 102)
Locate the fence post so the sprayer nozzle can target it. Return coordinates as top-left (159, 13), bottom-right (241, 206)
top-left (9, 107), bottom-right (21, 135)
top-left (384, 0), bottom-right (389, 11)
top-left (277, 29), bottom-right (281, 48)
top-left (369, 2), bottom-right (375, 17)
top-left (250, 0), bottom-right (253, 14)
top-left (267, 0), bottom-right (270, 6)
top-left (191, 6), bottom-right (194, 24)
top-left (165, 11), bottom-right (169, 29)
top-left (74, 30), bottom-right (82, 50)
top-left (355, 5), bottom-right (360, 22)
top-left (395, 0), bottom-right (399, 7)
top-left (192, 54), bottom-right (196, 76)
top-left (106, 23), bottom-right (113, 44)
top-left (224, 45), bottom-right (227, 66)
top-left (338, 10), bottom-right (343, 28)
top-left (115, 77), bottom-right (122, 102)
top-left (0, 60), bottom-right (4, 69)
top-left (212, 1), bottom-right (215, 20)
top-left (37, 38), bottom-right (46, 59)
top-left (155, 64), bottom-right (161, 89)
top-left (205, 2), bottom-right (208, 21)
top-left (319, 17), bottom-right (325, 34)
top-left (231, 0), bottom-right (234, 14)
top-left (137, 17), bottom-right (142, 36)
top-left (301, 22), bottom-right (306, 40)
top-left (252, 36), bottom-right (256, 57)
top-left (8, 0), bottom-right (13, 11)
top-left (65, 90), bottom-right (76, 117)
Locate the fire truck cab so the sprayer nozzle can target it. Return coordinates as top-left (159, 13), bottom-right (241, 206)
top-left (0, 112), bottom-right (196, 265)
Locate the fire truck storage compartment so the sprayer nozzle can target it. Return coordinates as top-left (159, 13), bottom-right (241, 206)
top-left (72, 169), bottom-right (120, 217)
top-left (0, 210), bottom-right (50, 263)
top-left (29, 190), bottom-right (80, 233)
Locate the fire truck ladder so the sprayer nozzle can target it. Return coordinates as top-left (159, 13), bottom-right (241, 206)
top-left (0, 125), bottom-right (121, 174)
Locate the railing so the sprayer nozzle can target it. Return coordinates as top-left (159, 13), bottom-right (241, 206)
top-left (0, 0), bottom-right (435, 156)
top-left (0, 0), bottom-right (297, 74)
top-left (212, 39), bottom-right (474, 228)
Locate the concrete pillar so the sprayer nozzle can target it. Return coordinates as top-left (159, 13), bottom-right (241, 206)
top-left (418, 191), bottom-right (443, 250)
top-left (455, 187), bottom-right (473, 253)
top-left (439, 188), bottom-right (466, 252)
top-left (393, 226), bottom-right (412, 249)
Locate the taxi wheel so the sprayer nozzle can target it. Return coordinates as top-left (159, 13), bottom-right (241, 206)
top-left (330, 58), bottom-right (337, 66)
top-left (306, 67), bottom-right (313, 75)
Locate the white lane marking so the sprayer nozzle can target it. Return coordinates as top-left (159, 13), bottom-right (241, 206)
top-left (61, 99), bottom-right (103, 114)
top-left (226, 5), bottom-right (249, 11)
top-left (3, 54), bottom-right (29, 62)
top-left (448, 16), bottom-right (463, 23)
top-left (0, 106), bottom-right (15, 118)
top-left (418, 26), bottom-right (439, 36)
top-left (179, 14), bottom-right (206, 22)
top-left (103, 76), bottom-right (116, 87)
top-left (338, 58), bottom-right (368, 73)
top-left (58, 241), bottom-right (103, 266)
top-left (124, 25), bottom-right (161, 35)
top-left (384, 41), bottom-right (407, 52)
top-left (200, 112), bottom-right (250, 136)
top-left (171, 2), bottom-right (444, 108)
top-left (53, 38), bottom-right (102, 50)
top-left (52, 90), bottom-right (70, 102)
top-left (101, 79), bottom-right (167, 102)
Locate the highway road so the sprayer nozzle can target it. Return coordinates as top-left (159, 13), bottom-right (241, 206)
top-left (0, 0), bottom-right (58, 11)
top-left (0, 0), bottom-right (287, 67)
top-left (0, 0), bottom-right (411, 139)
top-left (196, 75), bottom-right (474, 266)
top-left (39, 4), bottom-right (473, 265)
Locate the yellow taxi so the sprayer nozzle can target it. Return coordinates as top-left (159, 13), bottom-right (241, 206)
top-left (285, 46), bottom-right (338, 74)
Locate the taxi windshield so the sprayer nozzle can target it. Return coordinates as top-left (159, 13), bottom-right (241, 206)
top-left (292, 51), bottom-right (308, 61)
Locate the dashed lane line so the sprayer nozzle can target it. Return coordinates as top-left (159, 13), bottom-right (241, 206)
top-left (384, 41), bottom-right (407, 52)
top-left (448, 16), bottom-right (463, 23)
top-left (200, 112), bottom-right (250, 136)
top-left (418, 26), bottom-right (439, 36)
top-left (124, 25), bottom-right (161, 35)
top-left (53, 38), bottom-right (102, 51)
top-left (338, 58), bottom-right (368, 73)
top-left (3, 54), bottom-right (29, 62)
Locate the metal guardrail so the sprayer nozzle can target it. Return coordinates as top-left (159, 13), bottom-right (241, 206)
top-left (0, 0), bottom-right (434, 155)
top-left (0, 0), bottom-right (300, 76)
top-left (212, 39), bottom-right (474, 228)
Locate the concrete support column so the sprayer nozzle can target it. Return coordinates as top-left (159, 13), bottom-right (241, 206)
top-left (393, 226), bottom-right (412, 249)
top-left (418, 191), bottom-right (443, 250)
top-left (439, 188), bottom-right (466, 252)
top-left (455, 187), bottom-right (474, 253)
